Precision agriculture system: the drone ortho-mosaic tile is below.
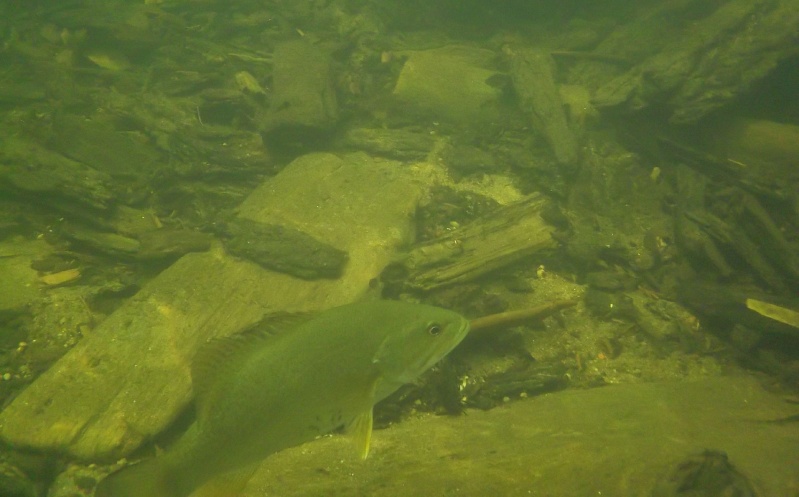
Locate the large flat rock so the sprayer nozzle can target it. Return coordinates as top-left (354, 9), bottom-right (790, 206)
top-left (242, 375), bottom-right (799, 497)
top-left (0, 152), bottom-right (439, 460)
top-left (236, 152), bottom-right (437, 302)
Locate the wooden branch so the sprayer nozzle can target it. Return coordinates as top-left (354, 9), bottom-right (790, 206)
top-left (469, 299), bottom-right (579, 337)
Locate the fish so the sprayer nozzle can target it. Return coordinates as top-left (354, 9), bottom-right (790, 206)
top-left (94, 300), bottom-right (470, 497)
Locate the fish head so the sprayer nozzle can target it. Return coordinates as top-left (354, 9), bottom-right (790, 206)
top-left (371, 303), bottom-right (469, 393)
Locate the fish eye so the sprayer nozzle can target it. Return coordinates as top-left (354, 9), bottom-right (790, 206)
top-left (427, 323), bottom-right (442, 336)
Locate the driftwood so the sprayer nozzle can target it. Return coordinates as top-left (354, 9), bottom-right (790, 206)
top-left (0, 137), bottom-right (113, 213)
top-left (593, 0), bottom-right (799, 123)
top-left (669, 139), bottom-right (799, 293)
top-left (684, 209), bottom-right (786, 292)
top-left (679, 281), bottom-right (799, 338)
top-left (469, 299), bottom-right (579, 338)
top-left (746, 299), bottom-right (799, 331)
top-left (386, 194), bottom-right (556, 292)
top-left (505, 46), bottom-right (579, 165)
top-left (658, 131), bottom-right (795, 203)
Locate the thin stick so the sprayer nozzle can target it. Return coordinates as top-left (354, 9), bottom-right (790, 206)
top-left (469, 299), bottom-right (579, 335)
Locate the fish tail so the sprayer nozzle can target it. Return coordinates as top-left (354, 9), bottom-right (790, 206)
top-left (95, 457), bottom-right (179, 497)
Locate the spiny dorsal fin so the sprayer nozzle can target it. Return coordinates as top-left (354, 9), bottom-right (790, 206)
top-left (191, 311), bottom-right (315, 419)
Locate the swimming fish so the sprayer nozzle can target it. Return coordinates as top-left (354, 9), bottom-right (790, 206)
top-left (95, 300), bottom-right (470, 497)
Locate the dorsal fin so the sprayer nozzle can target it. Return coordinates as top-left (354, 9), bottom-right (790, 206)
top-left (191, 312), bottom-right (315, 419)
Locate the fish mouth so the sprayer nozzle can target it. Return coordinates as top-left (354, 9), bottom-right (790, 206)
top-left (444, 317), bottom-right (471, 356)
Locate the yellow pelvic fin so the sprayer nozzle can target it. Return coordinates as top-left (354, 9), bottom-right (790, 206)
top-left (348, 408), bottom-right (374, 460)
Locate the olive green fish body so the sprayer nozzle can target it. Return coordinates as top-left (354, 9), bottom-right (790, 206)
top-left (96, 300), bottom-right (469, 497)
